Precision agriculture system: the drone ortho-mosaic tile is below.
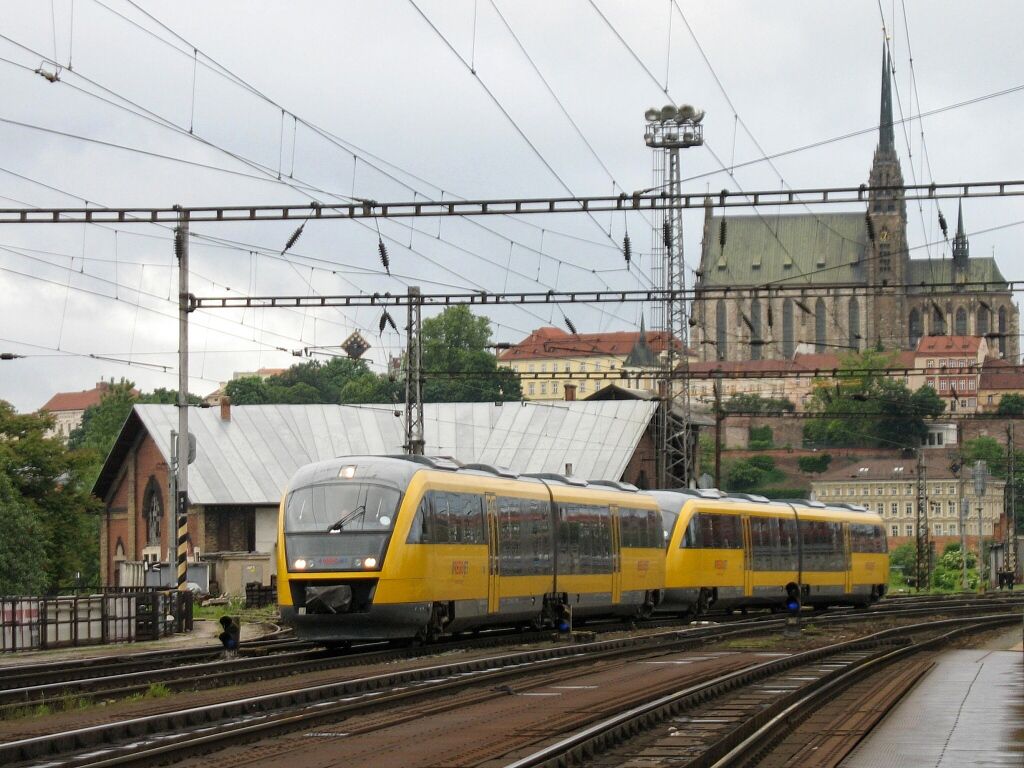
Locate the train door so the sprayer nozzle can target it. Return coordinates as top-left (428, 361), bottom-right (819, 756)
top-left (610, 505), bottom-right (622, 604)
top-left (842, 523), bottom-right (853, 594)
top-left (485, 493), bottom-right (501, 614)
top-left (741, 516), bottom-right (753, 598)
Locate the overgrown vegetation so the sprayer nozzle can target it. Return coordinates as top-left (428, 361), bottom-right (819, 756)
top-left (0, 402), bottom-right (100, 594)
top-left (797, 453), bottom-right (832, 474)
top-left (225, 306), bottom-right (521, 406)
top-left (803, 350), bottom-right (945, 449)
top-left (748, 425), bottom-right (773, 450)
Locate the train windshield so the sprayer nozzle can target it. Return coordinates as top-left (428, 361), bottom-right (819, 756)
top-left (285, 482), bottom-right (400, 533)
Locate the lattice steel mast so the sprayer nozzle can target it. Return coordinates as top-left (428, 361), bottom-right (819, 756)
top-left (645, 104), bottom-right (704, 488)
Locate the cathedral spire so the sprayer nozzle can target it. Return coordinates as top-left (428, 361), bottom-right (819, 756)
top-left (879, 44), bottom-right (895, 153)
top-left (953, 200), bottom-right (969, 268)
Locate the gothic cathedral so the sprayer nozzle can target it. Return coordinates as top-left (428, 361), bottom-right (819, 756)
top-left (694, 46), bottom-right (1018, 363)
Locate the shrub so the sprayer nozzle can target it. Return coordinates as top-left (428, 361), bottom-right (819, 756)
top-left (798, 453), bottom-right (833, 474)
top-left (748, 425), bottom-right (773, 448)
top-left (747, 455), bottom-right (776, 473)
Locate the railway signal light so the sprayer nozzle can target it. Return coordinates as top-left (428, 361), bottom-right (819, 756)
top-left (218, 616), bottom-right (241, 653)
top-left (785, 583), bottom-right (801, 614)
top-left (784, 584), bottom-right (802, 638)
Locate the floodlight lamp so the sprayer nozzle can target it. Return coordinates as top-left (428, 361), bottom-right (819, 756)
top-left (644, 108), bottom-right (660, 122)
top-left (660, 104), bottom-right (678, 121)
top-left (692, 109), bottom-right (706, 124)
top-left (677, 104), bottom-right (696, 121)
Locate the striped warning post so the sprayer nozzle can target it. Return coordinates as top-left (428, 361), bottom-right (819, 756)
top-left (177, 491), bottom-right (188, 590)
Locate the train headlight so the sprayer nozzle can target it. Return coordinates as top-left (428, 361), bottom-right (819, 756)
top-left (363, 557), bottom-right (378, 569)
top-left (338, 464), bottom-right (357, 479)
top-left (293, 558), bottom-right (308, 570)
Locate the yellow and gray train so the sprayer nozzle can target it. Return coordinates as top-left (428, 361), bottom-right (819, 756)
top-left (276, 455), bottom-right (888, 643)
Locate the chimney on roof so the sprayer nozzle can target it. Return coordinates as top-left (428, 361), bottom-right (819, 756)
top-left (220, 395), bottom-right (231, 422)
top-left (564, 383), bottom-right (577, 401)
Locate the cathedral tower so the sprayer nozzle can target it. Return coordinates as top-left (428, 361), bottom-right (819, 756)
top-left (866, 45), bottom-right (909, 349)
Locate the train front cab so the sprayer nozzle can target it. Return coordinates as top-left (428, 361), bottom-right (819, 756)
top-left (278, 457), bottom-right (667, 643)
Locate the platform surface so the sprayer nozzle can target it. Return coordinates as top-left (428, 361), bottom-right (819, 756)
top-left (842, 624), bottom-right (1024, 767)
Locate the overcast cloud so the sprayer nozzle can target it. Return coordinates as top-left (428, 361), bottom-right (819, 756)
top-left (1, 1), bottom-right (1022, 412)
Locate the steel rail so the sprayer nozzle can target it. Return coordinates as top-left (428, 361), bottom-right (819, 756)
top-left (499, 613), bottom-right (1016, 768)
top-left (706, 618), bottom-right (1015, 768)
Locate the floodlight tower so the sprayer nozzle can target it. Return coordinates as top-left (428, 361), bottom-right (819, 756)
top-left (644, 104), bottom-right (704, 488)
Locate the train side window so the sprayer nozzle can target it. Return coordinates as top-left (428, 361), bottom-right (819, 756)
top-left (431, 491), bottom-right (453, 543)
top-left (406, 495), bottom-right (430, 544)
top-left (679, 514), bottom-right (701, 548)
top-left (778, 517), bottom-right (799, 571)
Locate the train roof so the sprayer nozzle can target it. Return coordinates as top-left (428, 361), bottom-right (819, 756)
top-left (286, 454), bottom-right (650, 498)
top-left (649, 489), bottom-right (882, 521)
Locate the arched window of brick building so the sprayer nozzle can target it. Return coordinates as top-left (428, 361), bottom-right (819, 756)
top-left (143, 476), bottom-right (163, 548)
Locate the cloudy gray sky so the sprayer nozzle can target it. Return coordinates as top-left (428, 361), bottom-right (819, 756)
top-left (1, 1), bottom-right (1022, 412)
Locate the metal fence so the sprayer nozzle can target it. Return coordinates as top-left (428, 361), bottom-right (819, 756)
top-left (0, 590), bottom-right (193, 652)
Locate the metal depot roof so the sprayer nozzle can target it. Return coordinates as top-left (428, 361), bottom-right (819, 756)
top-left (109, 400), bottom-right (657, 506)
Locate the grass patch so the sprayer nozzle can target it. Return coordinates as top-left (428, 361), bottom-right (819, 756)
top-left (723, 636), bottom-right (778, 650)
top-left (145, 683), bottom-right (171, 699)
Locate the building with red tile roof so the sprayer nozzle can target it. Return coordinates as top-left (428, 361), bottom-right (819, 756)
top-left (497, 324), bottom-right (686, 401)
top-left (41, 380), bottom-right (138, 441)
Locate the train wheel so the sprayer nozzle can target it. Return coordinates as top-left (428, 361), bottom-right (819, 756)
top-left (696, 589), bottom-right (711, 616)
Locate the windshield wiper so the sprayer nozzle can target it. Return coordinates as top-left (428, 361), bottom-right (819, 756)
top-left (327, 505), bottom-right (366, 533)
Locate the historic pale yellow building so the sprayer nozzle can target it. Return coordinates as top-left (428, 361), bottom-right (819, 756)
top-left (498, 324), bottom-right (680, 401)
top-left (811, 454), bottom-right (1003, 548)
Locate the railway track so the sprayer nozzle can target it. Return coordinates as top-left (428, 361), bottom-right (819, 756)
top-left (500, 614), bottom-right (1018, 768)
top-left (1, 593), bottom-right (1020, 718)
top-left (1, 596), bottom-right (1019, 767)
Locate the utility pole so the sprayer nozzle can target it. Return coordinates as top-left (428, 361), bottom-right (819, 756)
top-left (973, 459), bottom-right (988, 592)
top-left (174, 207), bottom-right (190, 590)
top-left (1005, 423), bottom-right (1018, 586)
top-left (645, 104), bottom-right (704, 488)
top-left (713, 373), bottom-right (723, 488)
top-left (915, 449), bottom-right (930, 591)
top-left (404, 286), bottom-right (425, 455)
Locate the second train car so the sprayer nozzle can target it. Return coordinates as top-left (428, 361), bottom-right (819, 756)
top-left (654, 490), bottom-right (888, 615)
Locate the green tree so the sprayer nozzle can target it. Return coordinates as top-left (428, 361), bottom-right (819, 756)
top-left (421, 306), bottom-right (521, 402)
top-left (224, 375), bottom-right (271, 404)
top-left (803, 350), bottom-right (945, 448)
top-left (723, 393), bottom-right (796, 414)
top-left (726, 459), bottom-right (763, 491)
top-left (0, 467), bottom-right (49, 595)
top-left (996, 393), bottom-right (1024, 416)
top-left (888, 542), bottom-right (916, 586)
top-left (0, 402), bottom-right (99, 592)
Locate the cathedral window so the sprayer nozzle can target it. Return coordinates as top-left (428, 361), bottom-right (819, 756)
top-left (909, 309), bottom-right (922, 349)
top-left (750, 299), bottom-right (762, 361)
top-left (955, 307), bottom-right (967, 336)
top-left (878, 244), bottom-right (891, 273)
top-left (977, 306), bottom-right (990, 337)
top-left (998, 307), bottom-right (1007, 356)
top-left (848, 298), bottom-right (860, 351)
top-left (715, 300), bottom-right (728, 360)
top-left (814, 298), bottom-right (827, 353)
top-left (782, 299), bottom-right (795, 359)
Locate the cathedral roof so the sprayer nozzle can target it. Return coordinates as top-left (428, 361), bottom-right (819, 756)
top-left (698, 212), bottom-right (868, 287)
top-left (905, 257), bottom-right (1009, 290)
